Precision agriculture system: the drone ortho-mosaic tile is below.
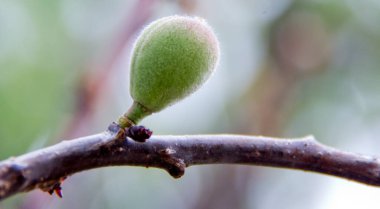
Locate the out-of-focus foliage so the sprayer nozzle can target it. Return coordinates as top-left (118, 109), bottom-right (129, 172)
top-left (0, 1), bottom-right (76, 159)
top-left (2, 0), bottom-right (380, 209)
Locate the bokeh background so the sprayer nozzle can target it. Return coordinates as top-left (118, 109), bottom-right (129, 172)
top-left (1, 0), bottom-right (380, 208)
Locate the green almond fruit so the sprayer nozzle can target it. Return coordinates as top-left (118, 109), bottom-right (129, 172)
top-left (118, 15), bottom-right (220, 128)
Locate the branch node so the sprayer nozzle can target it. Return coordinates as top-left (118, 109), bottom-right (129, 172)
top-left (0, 162), bottom-right (26, 198)
top-left (107, 122), bottom-right (121, 134)
top-left (107, 122), bottom-right (128, 145)
top-left (159, 148), bottom-right (186, 178)
top-left (38, 176), bottom-right (66, 198)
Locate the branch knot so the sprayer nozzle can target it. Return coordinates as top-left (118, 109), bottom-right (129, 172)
top-left (159, 148), bottom-right (186, 178)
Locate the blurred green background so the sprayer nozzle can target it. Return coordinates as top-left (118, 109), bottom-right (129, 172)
top-left (1, 0), bottom-right (380, 208)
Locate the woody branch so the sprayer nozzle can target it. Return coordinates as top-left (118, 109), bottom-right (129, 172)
top-left (1, 123), bottom-right (380, 201)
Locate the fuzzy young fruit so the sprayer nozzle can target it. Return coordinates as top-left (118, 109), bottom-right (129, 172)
top-left (119, 15), bottom-right (220, 128)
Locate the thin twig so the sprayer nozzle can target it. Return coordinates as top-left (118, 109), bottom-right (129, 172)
top-left (1, 124), bottom-right (380, 201)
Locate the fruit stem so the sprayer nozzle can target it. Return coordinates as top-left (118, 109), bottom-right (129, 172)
top-left (118, 101), bottom-right (152, 128)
